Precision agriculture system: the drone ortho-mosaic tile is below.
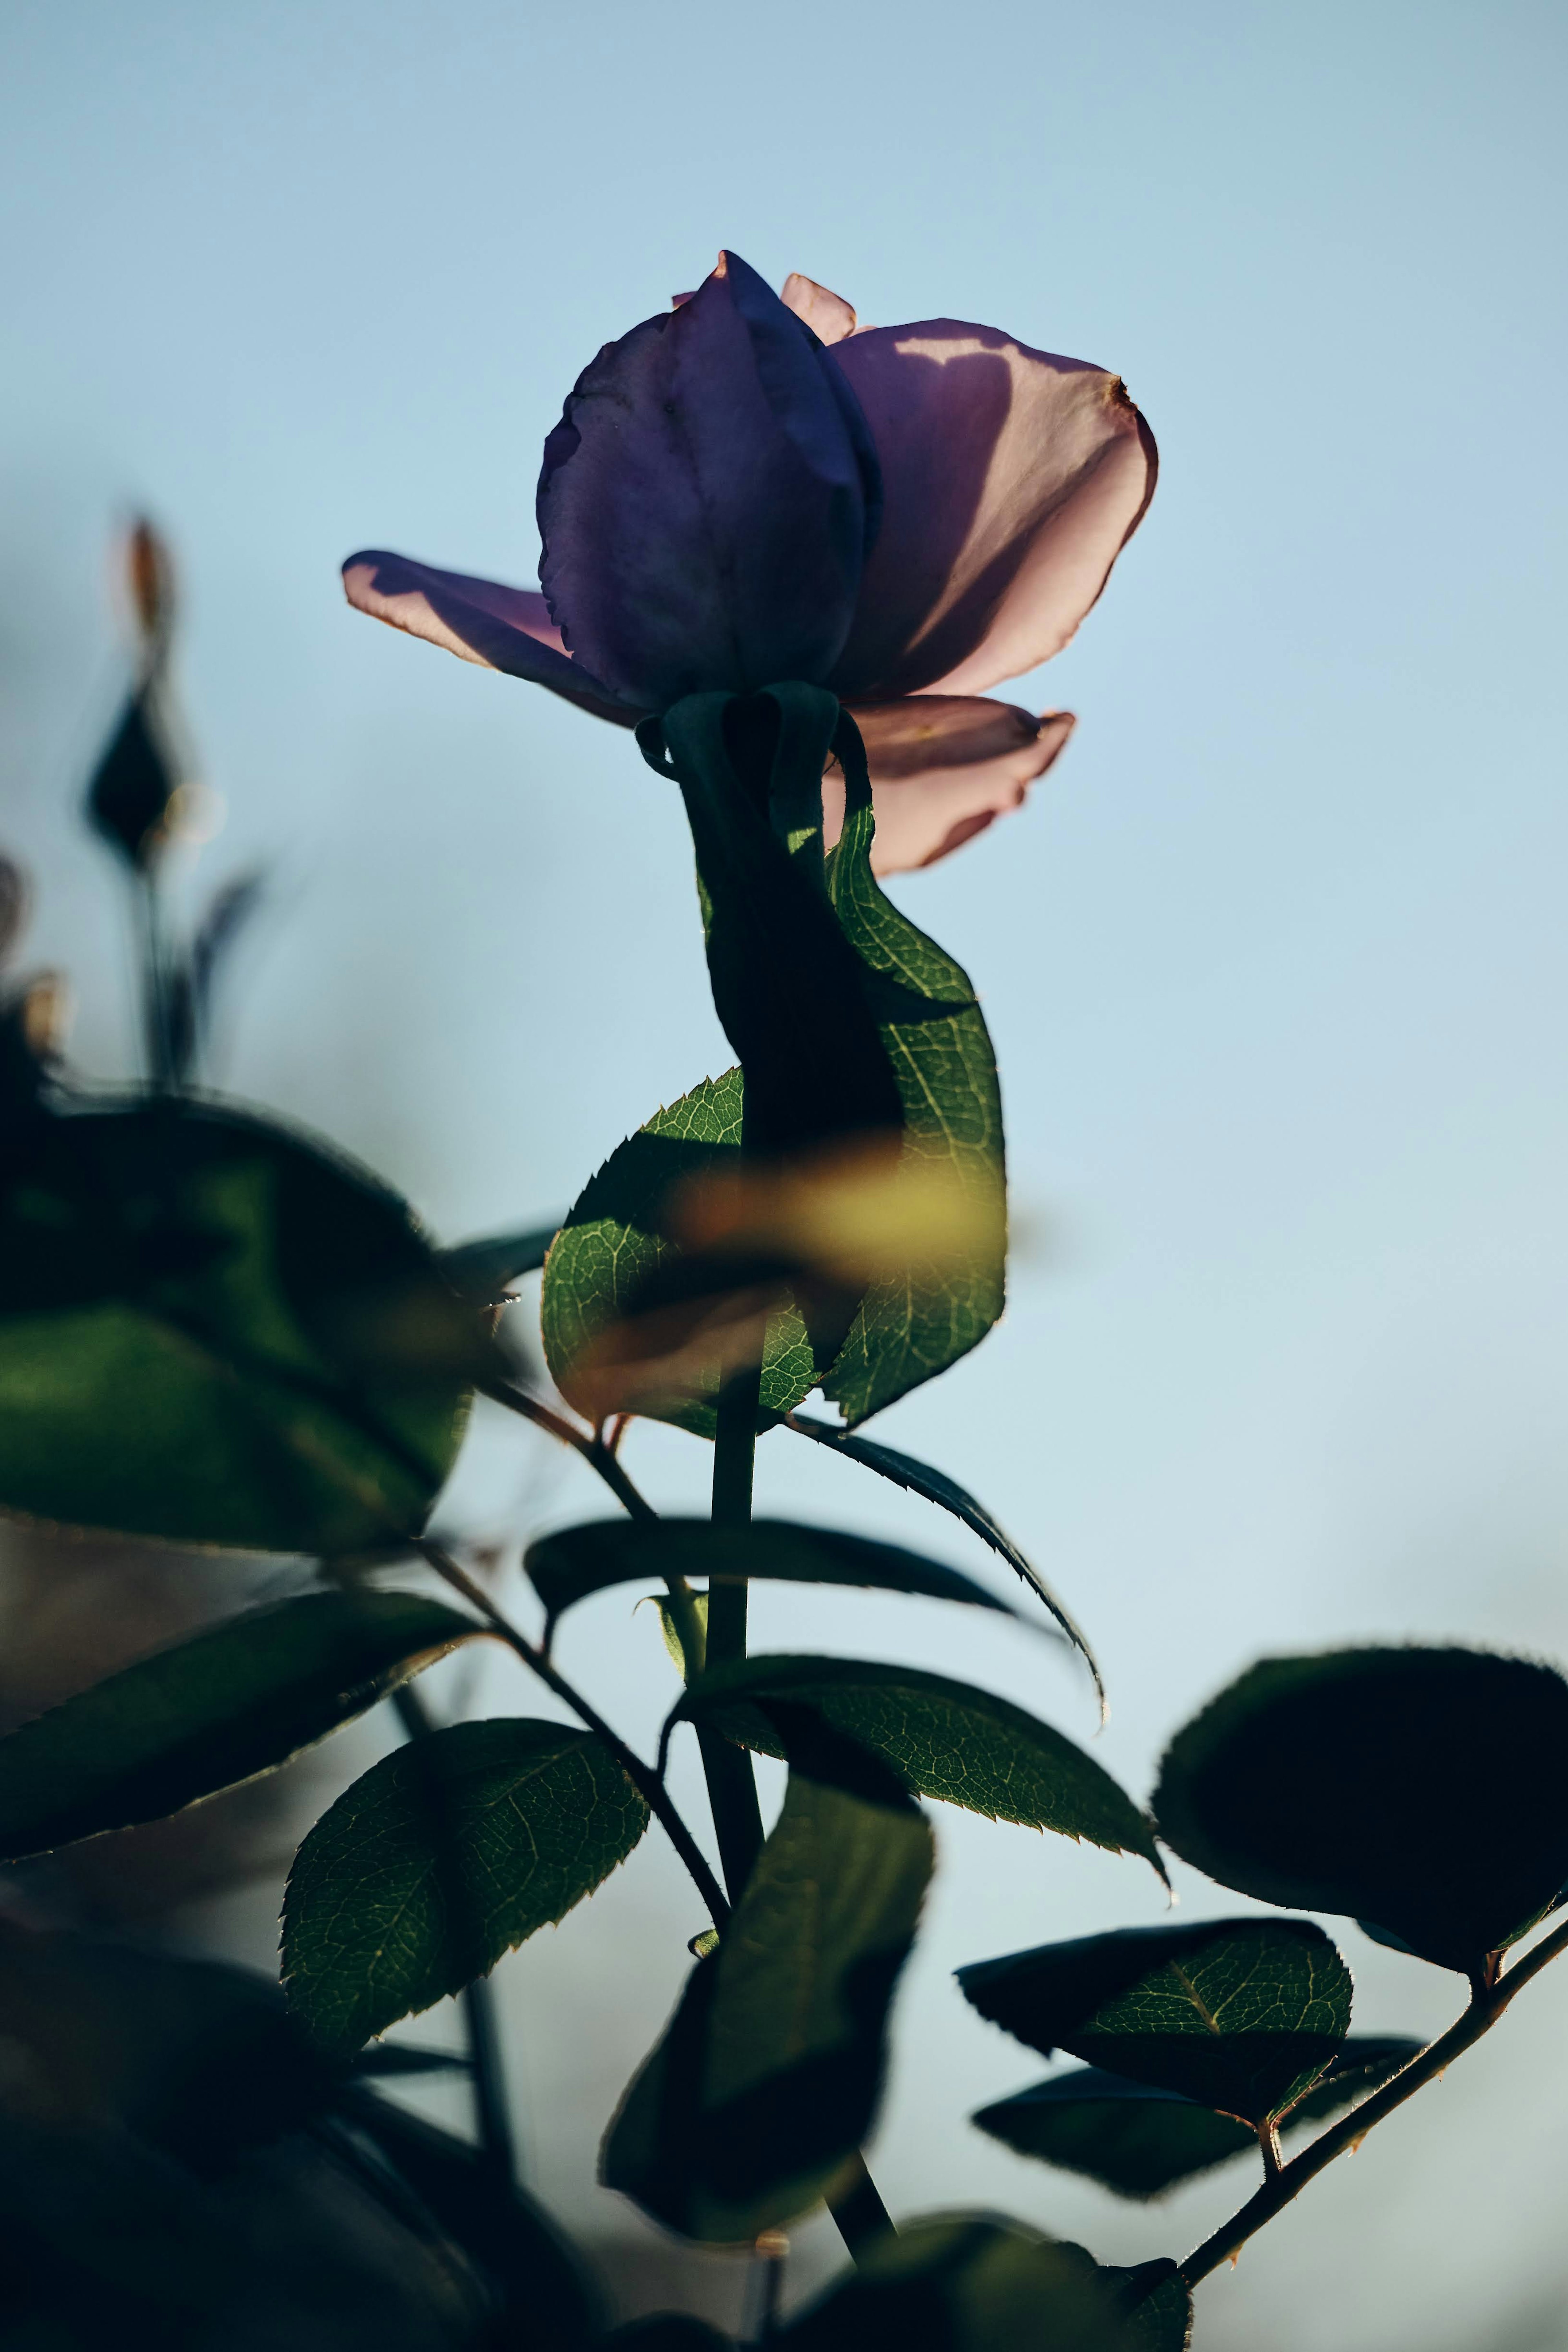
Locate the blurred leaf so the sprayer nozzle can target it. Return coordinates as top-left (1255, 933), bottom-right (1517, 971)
top-left (165, 868), bottom-right (269, 1085)
top-left (283, 1719), bottom-right (649, 2052)
top-left (957, 1918), bottom-right (1352, 2127)
top-left (0, 1096), bottom-right (488, 1550)
top-left (440, 1219), bottom-right (561, 1307)
top-left (540, 1066), bottom-right (819, 1431)
top-left (1153, 1647), bottom-right (1568, 1973)
top-left (349, 2041), bottom-right (470, 2080)
top-left (526, 1517), bottom-right (1017, 1637)
top-left (88, 686), bottom-right (180, 869)
top-left (330, 2085), bottom-right (600, 2350)
top-left (602, 2323), bottom-right (734, 2351)
top-left (973, 2035), bottom-right (1424, 2199)
top-left (668, 1654), bottom-right (1162, 1873)
top-left (786, 1411), bottom-right (1100, 1702)
top-left (817, 714), bottom-right (1006, 1426)
top-left (0, 1589), bottom-right (480, 1860)
top-left (782, 2216), bottom-right (1169, 2352)
top-left (601, 1760), bottom-right (932, 2242)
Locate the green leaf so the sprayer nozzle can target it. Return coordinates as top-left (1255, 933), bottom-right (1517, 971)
top-left (957, 1918), bottom-right (1352, 2127)
top-left (1153, 1647), bottom-right (1568, 1974)
top-left (601, 1762), bottom-right (933, 2242)
top-left (973, 2036), bottom-right (1423, 2200)
top-left (0, 1590), bottom-right (479, 1859)
top-left (0, 1097), bottom-right (488, 1551)
top-left (526, 1518), bottom-right (1018, 1635)
top-left (782, 2217), bottom-right (1178, 2352)
top-left (817, 715), bottom-right (1006, 1425)
top-left (666, 1654), bottom-right (1163, 1875)
top-left (539, 1066), bottom-right (819, 1433)
top-left (439, 1222), bottom-right (561, 1309)
top-left (784, 1412), bottom-right (1100, 1703)
top-left (282, 1719), bottom-right (649, 2052)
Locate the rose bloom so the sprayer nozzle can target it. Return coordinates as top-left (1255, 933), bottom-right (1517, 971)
top-left (344, 252), bottom-right (1156, 874)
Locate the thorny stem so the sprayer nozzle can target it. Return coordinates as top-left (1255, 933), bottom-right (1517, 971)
top-left (1181, 1912), bottom-right (1568, 2288)
top-left (419, 1540), bottom-right (731, 1933)
top-left (482, 1375), bottom-right (659, 1525)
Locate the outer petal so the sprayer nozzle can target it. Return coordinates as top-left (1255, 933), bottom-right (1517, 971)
top-left (823, 696), bottom-right (1075, 875)
top-left (827, 323), bottom-right (1156, 700)
top-left (342, 551), bottom-right (639, 725)
top-left (537, 252), bottom-right (875, 708)
top-left (781, 272), bottom-right (858, 345)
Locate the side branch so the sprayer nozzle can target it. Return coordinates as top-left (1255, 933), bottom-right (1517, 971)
top-left (1182, 1913), bottom-right (1568, 2286)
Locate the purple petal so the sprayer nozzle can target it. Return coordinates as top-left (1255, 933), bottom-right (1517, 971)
top-left (342, 551), bottom-right (639, 724)
top-left (824, 696), bottom-right (1075, 874)
top-left (537, 252), bottom-right (876, 709)
top-left (827, 325), bottom-right (1156, 700)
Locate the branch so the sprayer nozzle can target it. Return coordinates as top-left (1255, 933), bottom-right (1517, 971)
top-left (481, 1375), bottom-right (659, 1525)
top-left (1181, 1912), bottom-right (1568, 2287)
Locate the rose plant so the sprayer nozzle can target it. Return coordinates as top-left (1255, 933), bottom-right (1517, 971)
top-left (0, 260), bottom-right (1563, 2352)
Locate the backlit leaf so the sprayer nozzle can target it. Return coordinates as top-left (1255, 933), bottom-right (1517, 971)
top-left (0, 1590), bottom-right (479, 1859)
top-left (526, 1519), bottom-right (1017, 1636)
top-left (668, 1653), bottom-right (1161, 1873)
top-left (957, 1918), bottom-right (1352, 2127)
top-left (283, 1719), bottom-right (649, 2051)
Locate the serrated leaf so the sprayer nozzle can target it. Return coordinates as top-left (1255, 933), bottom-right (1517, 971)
top-left (817, 718), bottom-right (1005, 1425)
top-left (782, 2216), bottom-right (1169, 2352)
top-left (540, 1067), bottom-right (819, 1433)
top-left (601, 1763), bottom-right (932, 2243)
top-left (439, 1222), bottom-right (561, 1309)
top-left (972, 2036), bottom-right (1419, 2199)
top-left (0, 1590), bottom-right (479, 1859)
top-left (282, 1719), bottom-right (649, 2052)
top-left (958, 1918), bottom-right (1352, 2127)
top-left (786, 1411), bottom-right (1100, 1701)
top-left (668, 1654), bottom-right (1161, 1874)
top-left (526, 1518), bottom-right (1017, 1635)
top-left (1153, 1647), bottom-right (1568, 1974)
top-left (0, 1097), bottom-right (487, 1551)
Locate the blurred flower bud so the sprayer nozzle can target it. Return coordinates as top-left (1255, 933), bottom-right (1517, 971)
top-left (0, 857), bottom-right (29, 966)
top-left (87, 688), bottom-right (181, 872)
top-left (125, 515), bottom-right (176, 670)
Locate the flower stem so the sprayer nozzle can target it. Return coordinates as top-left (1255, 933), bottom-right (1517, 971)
top-left (699, 1366), bottom-right (767, 1897)
top-left (1181, 1913), bottom-right (1568, 2287)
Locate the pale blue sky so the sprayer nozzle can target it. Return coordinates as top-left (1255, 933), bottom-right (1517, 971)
top-left (2, 4), bottom-right (1566, 2343)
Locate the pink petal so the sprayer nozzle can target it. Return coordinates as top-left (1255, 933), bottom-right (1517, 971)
top-left (826, 324), bottom-right (1156, 700)
top-left (782, 272), bottom-right (858, 345)
top-left (342, 551), bottom-right (639, 723)
top-left (823, 696), bottom-right (1076, 875)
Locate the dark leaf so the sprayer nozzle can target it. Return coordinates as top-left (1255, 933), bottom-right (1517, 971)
top-left (973, 2036), bottom-right (1422, 2199)
top-left (785, 1411), bottom-right (1100, 1702)
top-left (283, 1719), bottom-right (650, 2052)
top-left (782, 2216), bottom-right (1164, 2352)
top-left (527, 1517), bottom-right (1018, 1635)
top-left (88, 686), bottom-right (179, 869)
top-left (0, 1589), bottom-right (479, 1859)
top-left (440, 1220), bottom-right (561, 1307)
top-left (0, 1096), bottom-right (491, 1551)
top-left (667, 1653), bottom-right (1163, 1874)
top-left (1153, 1647), bottom-right (1568, 1973)
top-left (1105, 2261), bottom-right (1194, 2352)
top-left (957, 1917), bottom-right (1352, 2127)
top-left (601, 1761), bottom-right (932, 2242)
top-left (350, 2042), bottom-right (470, 2079)
top-left (601, 2324), bottom-right (734, 2351)
top-left (330, 2086), bottom-right (600, 2350)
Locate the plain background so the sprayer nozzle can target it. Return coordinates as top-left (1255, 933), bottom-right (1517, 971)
top-left (2, 3), bottom-right (1566, 2344)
